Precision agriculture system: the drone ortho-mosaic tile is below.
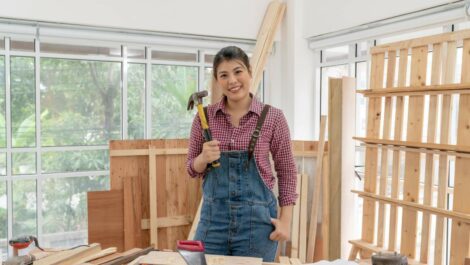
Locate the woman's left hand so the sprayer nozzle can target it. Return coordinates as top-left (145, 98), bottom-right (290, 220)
top-left (269, 218), bottom-right (291, 241)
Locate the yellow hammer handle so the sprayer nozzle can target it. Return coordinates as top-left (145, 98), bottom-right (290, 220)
top-left (197, 104), bottom-right (209, 130)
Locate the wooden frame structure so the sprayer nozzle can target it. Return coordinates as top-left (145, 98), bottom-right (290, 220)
top-left (350, 29), bottom-right (470, 265)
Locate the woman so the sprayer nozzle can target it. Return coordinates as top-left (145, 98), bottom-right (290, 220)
top-left (186, 46), bottom-right (297, 262)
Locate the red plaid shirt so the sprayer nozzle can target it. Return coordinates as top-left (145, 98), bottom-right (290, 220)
top-left (186, 96), bottom-right (298, 206)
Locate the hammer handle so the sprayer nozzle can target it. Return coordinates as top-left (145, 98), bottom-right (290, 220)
top-left (197, 105), bottom-right (220, 168)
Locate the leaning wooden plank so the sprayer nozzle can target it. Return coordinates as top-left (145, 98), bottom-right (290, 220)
top-left (188, 200), bottom-right (202, 240)
top-left (33, 243), bottom-right (101, 265)
top-left (100, 247), bottom-right (154, 265)
top-left (251, 1), bottom-right (286, 95)
top-left (434, 40), bottom-right (456, 265)
top-left (360, 52), bottom-right (385, 258)
top-left (87, 190), bottom-right (124, 252)
top-left (321, 155), bottom-right (330, 260)
top-left (420, 42), bottom-right (442, 263)
top-left (306, 116), bottom-right (327, 263)
top-left (299, 173), bottom-right (308, 263)
top-left (290, 174), bottom-right (302, 258)
top-left (450, 38), bottom-right (470, 265)
top-left (389, 48), bottom-right (407, 251)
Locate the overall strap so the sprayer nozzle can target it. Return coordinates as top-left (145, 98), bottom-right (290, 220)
top-left (248, 104), bottom-right (271, 161)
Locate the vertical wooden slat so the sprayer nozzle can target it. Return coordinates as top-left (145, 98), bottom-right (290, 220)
top-left (361, 52), bottom-right (385, 256)
top-left (400, 45), bottom-right (427, 258)
top-left (149, 148), bottom-right (158, 248)
top-left (450, 38), bottom-right (470, 265)
top-left (124, 176), bottom-right (143, 249)
top-left (299, 173), bottom-right (309, 263)
top-left (420, 43), bottom-right (442, 263)
top-left (377, 50), bottom-right (396, 248)
top-left (322, 154), bottom-right (330, 260)
top-left (388, 48), bottom-right (408, 251)
top-left (307, 115), bottom-right (327, 262)
top-left (435, 40), bottom-right (457, 265)
top-left (290, 173), bottom-right (302, 258)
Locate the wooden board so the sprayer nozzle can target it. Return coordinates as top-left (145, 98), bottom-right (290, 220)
top-left (400, 45), bottom-right (427, 259)
top-left (450, 38), bottom-right (470, 265)
top-left (88, 191), bottom-right (124, 251)
top-left (139, 251), bottom-right (263, 265)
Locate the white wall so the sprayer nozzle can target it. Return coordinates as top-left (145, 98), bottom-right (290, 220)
top-left (0, 0), bottom-right (271, 40)
top-left (304, 0), bottom-right (454, 38)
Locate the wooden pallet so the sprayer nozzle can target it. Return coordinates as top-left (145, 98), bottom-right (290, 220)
top-left (350, 29), bottom-right (470, 265)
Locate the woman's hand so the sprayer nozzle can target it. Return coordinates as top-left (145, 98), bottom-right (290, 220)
top-left (269, 217), bottom-right (291, 241)
top-left (201, 140), bottom-right (220, 164)
top-left (193, 140), bottom-right (220, 173)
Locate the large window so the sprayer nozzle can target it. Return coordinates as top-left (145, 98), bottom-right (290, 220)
top-left (0, 27), bottom-right (256, 259)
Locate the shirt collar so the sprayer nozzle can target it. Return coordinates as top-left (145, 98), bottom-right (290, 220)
top-left (212, 93), bottom-right (263, 119)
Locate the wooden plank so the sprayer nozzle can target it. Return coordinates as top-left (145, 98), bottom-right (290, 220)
top-left (361, 52), bottom-right (385, 257)
top-left (353, 137), bottom-right (470, 155)
top-left (357, 82), bottom-right (470, 97)
top-left (401, 45), bottom-right (428, 258)
top-left (290, 258), bottom-right (302, 265)
top-left (34, 243), bottom-right (101, 265)
top-left (328, 78), bottom-right (342, 260)
top-left (371, 28), bottom-right (470, 54)
top-left (139, 251), bottom-right (263, 265)
top-left (349, 240), bottom-right (426, 265)
top-left (420, 42), bottom-right (442, 263)
top-left (73, 247), bottom-right (117, 264)
top-left (188, 200), bottom-right (202, 240)
top-left (141, 215), bottom-right (192, 229)
top-left (87, 190), bottom-right (124, 252)
top-left (377, 50), bottom-right (396, 248)
top-left (124, 176), bottom-right (143, 249)
top-left (278, 256), bottom-right (290, 264)
top-left (100, 247), bottom-right (154, 265)
top-left (450, 38), bottom-right (470, 265)
top-left (352, 190), bottom-right (470, 222)
top-left (149, 147), bottom-right (158, 248)
top-left (435, 40), bottom-right (457, 265)
top-left (306, 115), bottom-right (327, 262)
top-left (321, 155), bottom-right (329, 260)
top-left (251, 1), bottom-right (286, 95)
top-left (290, 174), bottom-right (302, 258)
top-left (90, 248), bottom-right (142, 265)
top-left (388, 48), bottom-right (408, 251)
top-left (299, 173), bottom-right (308, 263)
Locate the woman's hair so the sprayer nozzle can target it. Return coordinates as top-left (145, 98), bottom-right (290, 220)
top-left (213, 46), bottom-right (251, 79)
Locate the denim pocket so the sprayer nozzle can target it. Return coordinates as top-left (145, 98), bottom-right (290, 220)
top-left (249, 205), bottom-right (276, 255)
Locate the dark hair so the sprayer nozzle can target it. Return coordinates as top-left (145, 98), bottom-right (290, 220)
top-left (213, 46), bottom-right (251, 79)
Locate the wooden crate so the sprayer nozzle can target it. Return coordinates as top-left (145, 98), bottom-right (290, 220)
top-left (350, 29), bottom-right (470, 265)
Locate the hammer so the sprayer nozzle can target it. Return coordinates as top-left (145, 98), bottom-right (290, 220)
top-left (187, 90), bottom-right (220, 168)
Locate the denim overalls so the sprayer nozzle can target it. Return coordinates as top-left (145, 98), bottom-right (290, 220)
top-left (194, 105), bottom-right (278, 262)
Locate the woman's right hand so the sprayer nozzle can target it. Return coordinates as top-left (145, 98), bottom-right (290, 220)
top-left (193, 140), bottom-right (220, 173)
top-left (200, 140), bottom-right (220, 164)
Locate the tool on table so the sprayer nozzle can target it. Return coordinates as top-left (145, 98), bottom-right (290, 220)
top-left (9, 236), bottom-right (44, 256)
top-left (371, 252), bottom-right (408, 265)
top-left (187, 90), bottom-right (220, 168)
top-left (176, 240), bottom-right (207, 265)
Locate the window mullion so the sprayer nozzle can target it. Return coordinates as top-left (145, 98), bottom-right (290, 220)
top-left (122, 45), bottom-right (128, 140)
top-left (35, 33), bottom-right (43, 244)
top-left (5, 37), bottom-right (13, 257)
top-left (145, 47), bottom-right (152, 139)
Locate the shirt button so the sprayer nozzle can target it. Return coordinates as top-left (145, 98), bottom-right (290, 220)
top-left (231, 191), bottom-right (236, 196)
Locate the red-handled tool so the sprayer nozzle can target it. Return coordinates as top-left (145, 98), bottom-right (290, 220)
top-left (176, 240), bottom-right (207, 265)
top-left (9, 236), bottom-right (43, 256)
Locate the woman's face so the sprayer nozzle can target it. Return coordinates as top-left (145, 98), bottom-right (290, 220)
top-left (215, 59), bottom-right (252, 103)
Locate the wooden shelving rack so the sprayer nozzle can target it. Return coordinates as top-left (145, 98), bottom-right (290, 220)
top-left (349, 29), bottom-right (470, 265)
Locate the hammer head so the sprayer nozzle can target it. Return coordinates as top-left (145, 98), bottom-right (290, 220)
top-left (187, 90), bottom-right (209, 110)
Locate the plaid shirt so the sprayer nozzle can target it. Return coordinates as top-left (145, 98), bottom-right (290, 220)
top-left (186, 96), bottom-right (298, 206)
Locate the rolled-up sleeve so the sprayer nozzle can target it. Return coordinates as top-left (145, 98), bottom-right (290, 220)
top-left (186, 114), bottom-right (205, 178)
top-left (270, 111), bottom-right (298, 206)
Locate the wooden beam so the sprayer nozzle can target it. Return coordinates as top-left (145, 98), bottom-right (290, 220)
top-left (110, 148), bottom-right (188, 157)
top-left (352, 190), bottom-right (470, 223)
top-left (141, 215), bottom-right (192, 229)
top-left (149, 147), bottom-right (158, 248)
top-left (306, 115), bottom-right (327, 262)
top-left (357, 82), bottom-right (470, 97)
top-left (354, 137), bottom-right (470, 155)
top-left (371, 28), bottom-right (470, 54)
